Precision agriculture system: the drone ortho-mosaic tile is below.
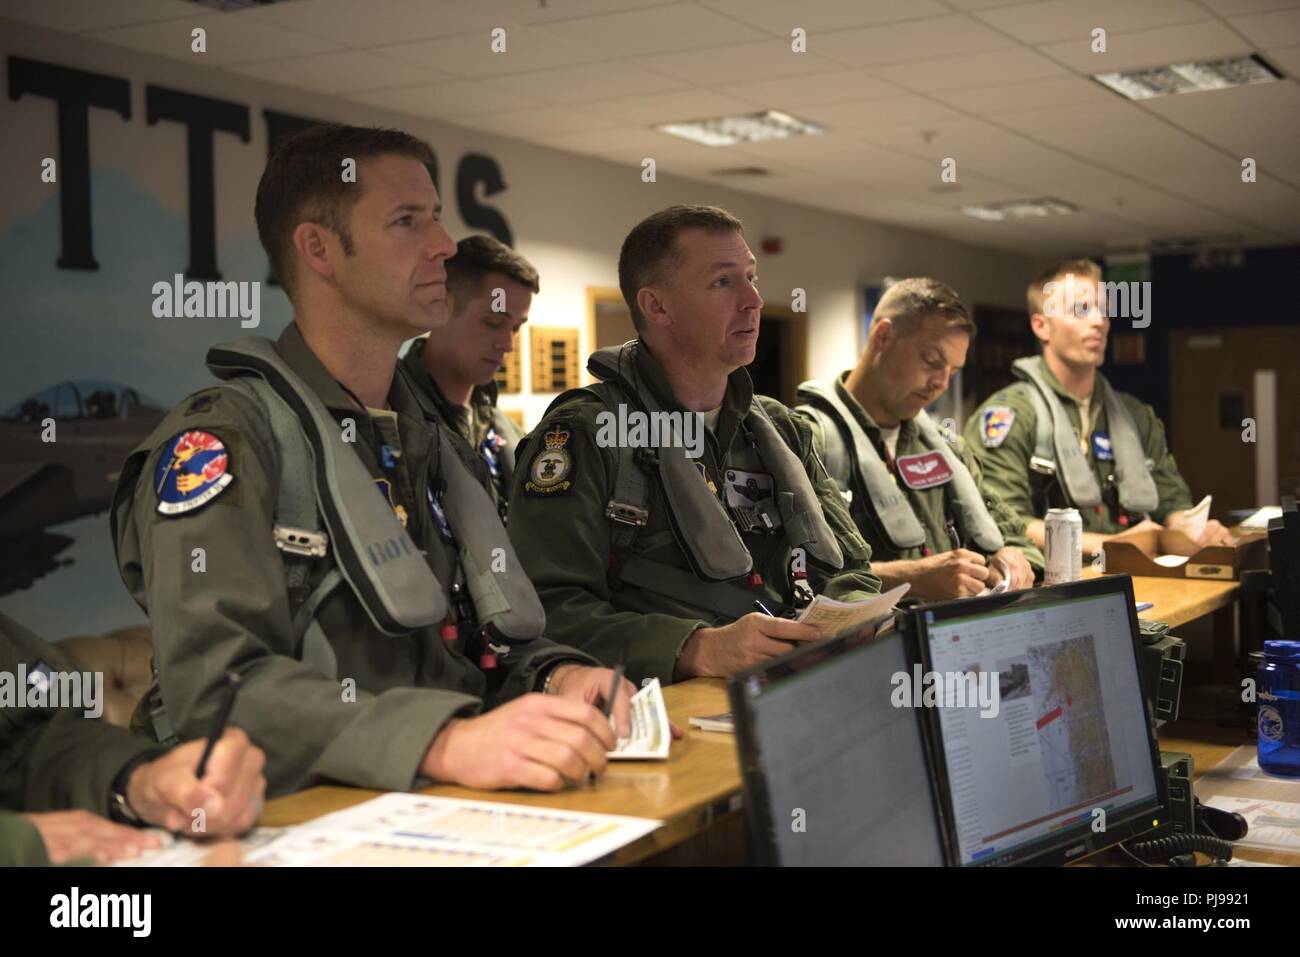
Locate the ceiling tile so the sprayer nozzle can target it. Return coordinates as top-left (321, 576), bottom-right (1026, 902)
top-left (530, 3), bottom-right (766, 58)
top-left (1228, 8), bottom-right (1300, 46)
top-left (632, 40), bottom-right (844, 85)
top-left (375, 25), bottom-right (604, 76)
top-left (699, 0), bottom-right (948, 34)
top-left (226, 50), bottom-right (449, 95)
top-left (484, 61), bottom-right (688, 105)
top-left (445, 104), bottom-right (623, 138)
top-left (973, 0), bottom-right (1209, 45)
top-left (810, 15), bottom-right (1018, 68)
top-left (348, 79), bottom-right (546, 118)
top-left (582, 90), bottom-right (763, 126)
top-left (713, 70), bottom-right (906, 111)
top-left (238, 0), bottom-right (500, 48)
top-left (869, 47), bottom-right (1069, 94)
top-left (92, 14), bottom-right (342, 65)
top-left (1037, 20), bottom-right (1251, 73)
top-left (934, 75), bottom-right (1117, 113)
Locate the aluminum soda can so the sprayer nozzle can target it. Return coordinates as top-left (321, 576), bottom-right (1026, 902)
top-left (1044, 507), bottom-right (1083, 585)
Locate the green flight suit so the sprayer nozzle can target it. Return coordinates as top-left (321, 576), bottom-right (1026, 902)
top-left (964, 357), bottom-right (1193, 536)
top-left (797, 373), bottom-right (1044, 570)
top-left (400, 337), bottom-right (523, 519)
top-left (111, 322), bottom-right (595, 798)
top-left (0, 612), bottom-right (164, 866)
top-left (506, 341), bottom-right (881, 687)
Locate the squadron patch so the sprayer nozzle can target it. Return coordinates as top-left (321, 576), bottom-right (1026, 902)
top-left (980, 406), bottom-right (1015, 448)
top-left (895, 450), bottom-right (954, 490)
top-left (1091, 431), bottom-right (1114, 461)
top-left (523, 425), bottom-right (574, 496)
top-left (695, 461), bottom-right (719, 495)
top-left (154, 430), bottom-right (234, 516)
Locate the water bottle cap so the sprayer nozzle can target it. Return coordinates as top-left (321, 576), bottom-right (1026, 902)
top-left (1263, 639), bottom-right (1300, 660)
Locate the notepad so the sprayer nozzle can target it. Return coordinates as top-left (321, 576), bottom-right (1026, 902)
top-left (607, 677), bottom-right (670, 760)
top-left (795, 583), bottom-right (910, 637)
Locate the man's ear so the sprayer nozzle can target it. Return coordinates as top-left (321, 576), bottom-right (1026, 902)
top-left (636, 285), bottom-right (671, 331)
top-left (869, 316), bottom-right (895, 356)
top-left (292, 222), bottom-right (336, 284)
top-left (1028, 311), bottom-right (1051, 346)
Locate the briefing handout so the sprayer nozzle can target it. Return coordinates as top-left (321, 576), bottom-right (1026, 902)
top-left (607, 677), bottom-right (671, 760)
top-left (795, 583), bottom-right (910, 637)
top-left (244, 794), bottom-right (662, 867)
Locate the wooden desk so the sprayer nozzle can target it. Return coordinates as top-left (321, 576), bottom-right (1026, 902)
top-left (1088, 571), bottom-right (1240, 630)
top-left (262, 678), bottom-right (744, 865)
top-left (260, 576), bottom-right (1254, 866)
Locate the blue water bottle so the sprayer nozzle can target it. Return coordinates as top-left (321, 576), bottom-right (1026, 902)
top-left (1257, 640), bottom-right (1300, 777)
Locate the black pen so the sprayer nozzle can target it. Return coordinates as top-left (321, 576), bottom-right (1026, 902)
top-left (195, 671), bottom-right (241, 779)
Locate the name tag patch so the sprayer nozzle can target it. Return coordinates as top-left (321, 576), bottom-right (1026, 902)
top-left (895, 450), bottom-right (953, 490)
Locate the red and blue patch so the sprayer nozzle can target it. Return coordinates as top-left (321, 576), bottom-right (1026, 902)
top-left (980, 406), bottom-right (1015, 448)
top-left (154, 430), bottom-right (233, 516)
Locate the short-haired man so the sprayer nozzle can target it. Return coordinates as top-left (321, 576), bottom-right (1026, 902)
top-left (796, 279), bottom-right (1040, 601)
top-left (965, 258), bottom-right (1232, 559)
top-left (112, 125), bottom-right (632, 799)
top-left (401, 235), bottom-right (532, 520)
top-left (507, 205), bottom-right (881, 686)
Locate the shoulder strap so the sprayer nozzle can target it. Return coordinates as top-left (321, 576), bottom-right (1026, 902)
top-left (795, 378), bottom-right (925, 550)
top-left (1012, 357), bottom-right (1101, 507)
top-left (914, 411), bottom-right (1004, 553)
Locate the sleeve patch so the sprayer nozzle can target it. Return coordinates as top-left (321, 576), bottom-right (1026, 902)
top-left (154, 429), bottom-right (234, 515)
top-left (522, 423), bottom-right (575, 497)
top-left (980, 406), bottom-right (1015, 448)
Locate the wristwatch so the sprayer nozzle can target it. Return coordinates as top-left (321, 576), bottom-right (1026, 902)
top-left (107, 750), bottom-right (163, 825)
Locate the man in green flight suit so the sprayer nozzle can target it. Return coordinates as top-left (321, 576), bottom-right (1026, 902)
top-left (400, 234), bottom-right (531, 521)
top-left (795, 278), bottom-right (1041, 601)
top-left (507, 205), bottom-right (881, 687)
top-left (965, 257), bottom-right (1233, 560)
top-left (1, 612), bottom-right (265, 866)
top-left (111, 124), bottom-right (632, 800)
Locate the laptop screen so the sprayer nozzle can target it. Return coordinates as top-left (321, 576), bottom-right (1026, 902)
top-left (731, 630), bottom-right (946, 866)
top-left (918, 579), bottom-right (1160, 866)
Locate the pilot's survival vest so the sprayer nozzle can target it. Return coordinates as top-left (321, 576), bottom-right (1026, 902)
top-left (796, 377), bottom-right (1004, 555)
top-left (541, 341), bottom-right (845, 621)
top-left (113, 336), bottom-right (545, 743)
top-left (1011, 356), bottom-right (1157, 514)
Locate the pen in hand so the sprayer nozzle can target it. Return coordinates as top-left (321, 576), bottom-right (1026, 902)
top-left (195, 671), bottom-right (242, 779)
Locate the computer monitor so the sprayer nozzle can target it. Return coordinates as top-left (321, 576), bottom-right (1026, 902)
top-left (905, 575), bottom-right (1163, 866)
top-left (729, 626), bottom-right (947, 866)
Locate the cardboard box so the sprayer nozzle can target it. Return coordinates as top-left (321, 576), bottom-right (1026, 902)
top-left (1102, 527), bottom-right (1268, 580)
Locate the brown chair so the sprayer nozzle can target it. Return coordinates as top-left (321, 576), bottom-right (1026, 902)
top-left (60, 627), bottom-right (153, 728)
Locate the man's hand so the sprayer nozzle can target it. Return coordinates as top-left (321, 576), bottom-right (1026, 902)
top-left (127, 728), bottom-right (266, 837)
top-left (910, 549), bottom-right (990, 600)
top-left (1172, 517), bottom-right (1235, 548)
top-left (986, 547), bottom-right (1035, 591)
top-left (547, 664), bottom-right (635, 740)
top-left (21, 810), bottom-right (162, 865)
top-left (675, 614), bottom-right (821, 679)
top-left (421, 694), bottom-right (617, 791)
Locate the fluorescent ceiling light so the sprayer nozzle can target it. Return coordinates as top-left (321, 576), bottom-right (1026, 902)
top-left (961, 198), bottom-right (1077, 222)
top-left (1095, 54), bottom-right (1281, 101)
top-left (658, 110), bottom-right (823, 147)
